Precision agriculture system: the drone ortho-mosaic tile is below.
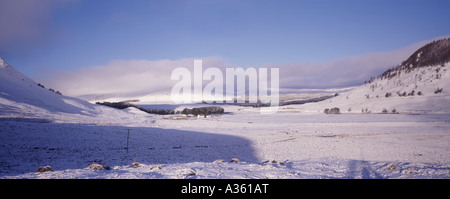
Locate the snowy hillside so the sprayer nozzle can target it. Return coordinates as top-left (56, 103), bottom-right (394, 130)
top-left (0, 57), bottom-right (152, 124)
top-left (301, 38), bottom-right (450, 114)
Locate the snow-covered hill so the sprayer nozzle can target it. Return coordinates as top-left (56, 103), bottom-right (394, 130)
top-left (301, 38), bottom-right (450, 114)
top-left (0, 57), bottom-right (151, 124)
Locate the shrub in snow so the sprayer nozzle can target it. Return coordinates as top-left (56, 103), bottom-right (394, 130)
top-left (382, 163), bottom-right (399, 171)
top-left (149, 165), bottom-right (162, 170)
top-left (330, 107), bottom-right (341, 114)
top-left (324, 107), bottom-right (340, 114)
top-left (46, 87), bottom-right (63, 95)
top-left (88, 163), bottom-right (104, 170)
top-left (36, 166), bottom-right (53, 172)
top-left (230, 158), bottom-right (240, 163)
top-left (434, 87), bottom-right (443, 94)
top-left (185, 170), bottom-right (196, 176)
top-left (382, 108), bottom-right (388, 114)
top-left (361, 108), bottom-right (371, 114)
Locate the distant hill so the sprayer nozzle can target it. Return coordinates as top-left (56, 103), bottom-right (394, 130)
top-left (302, 38), bottom-right (450, 114)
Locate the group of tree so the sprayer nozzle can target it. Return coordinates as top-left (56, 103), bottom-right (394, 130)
top-left (37, 83), bottom-right (62, 95)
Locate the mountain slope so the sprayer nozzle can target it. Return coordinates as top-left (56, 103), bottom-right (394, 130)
top-left (381, 38), bottom-right (450, 79)
top-left (301, 38), bottom-right (450, 114)
top-left (0, 57), bottom-right (150, 123)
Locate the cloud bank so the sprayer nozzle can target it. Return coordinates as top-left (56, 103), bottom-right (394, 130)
top-left (276, 43), bottom-right (421, 89)
top-left (37, 37), bottom-right (440, 99)
top-left (39, 57), bottom-right (231, 98)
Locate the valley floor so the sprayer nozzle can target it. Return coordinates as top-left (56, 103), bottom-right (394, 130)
top-left (1, 105), bottom-right (449, 179)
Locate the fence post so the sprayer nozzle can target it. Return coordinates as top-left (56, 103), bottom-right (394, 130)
top-left (126, 129), bottom-right (131, 153)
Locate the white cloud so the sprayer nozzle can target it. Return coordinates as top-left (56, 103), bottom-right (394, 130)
top-left (38, 36), bottom-right (448, 99)
top-left (275, 39), bottom-right (434, 89)
top-left (39, 57), bottom-right (231, 97)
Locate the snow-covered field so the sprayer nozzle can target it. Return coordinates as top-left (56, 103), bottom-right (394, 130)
top-left (1, 106), bottom-right (449, 179)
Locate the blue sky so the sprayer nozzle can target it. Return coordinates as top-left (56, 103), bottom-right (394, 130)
top-left (1, 0), bottom-right (450, 94)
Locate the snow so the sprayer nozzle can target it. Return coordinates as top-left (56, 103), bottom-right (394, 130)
top-left (1, 58), bottom-right (449, 179)
top-left (0, 58), bottom-right (7, 69)
top-left (1, 112), bottom-right (449, 179)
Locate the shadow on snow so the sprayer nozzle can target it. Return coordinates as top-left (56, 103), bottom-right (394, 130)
top-left (0, 122), bottom-right (258, 176)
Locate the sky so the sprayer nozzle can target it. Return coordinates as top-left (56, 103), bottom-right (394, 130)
top-left (1, 0), bottom-right (450, 97)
